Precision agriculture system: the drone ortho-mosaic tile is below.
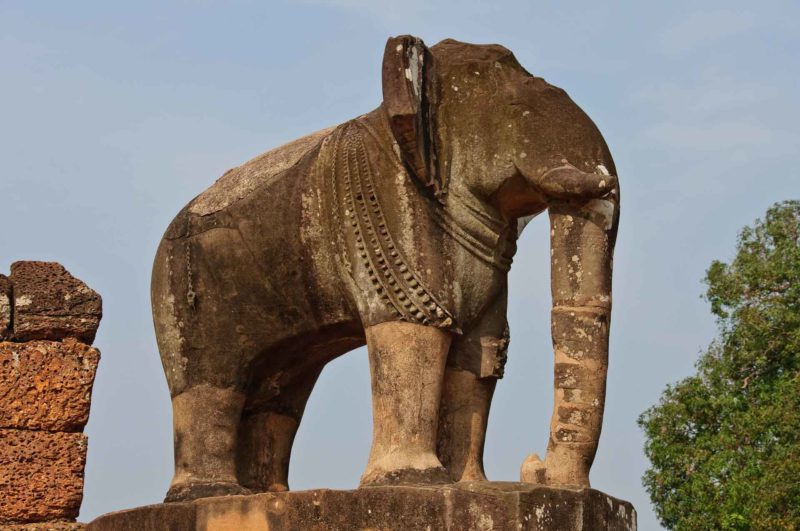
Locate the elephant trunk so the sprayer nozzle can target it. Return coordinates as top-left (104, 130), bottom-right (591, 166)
top-left (522, 186), bottom-right (619, 487)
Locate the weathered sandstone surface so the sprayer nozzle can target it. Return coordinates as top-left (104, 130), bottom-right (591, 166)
top-left (88, 483), bottom-right (636, 531)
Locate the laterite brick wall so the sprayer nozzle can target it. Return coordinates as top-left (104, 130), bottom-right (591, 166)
top-left (0, 262), bottom-right (102, 529)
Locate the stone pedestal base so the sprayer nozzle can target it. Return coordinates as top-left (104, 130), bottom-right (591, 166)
top-left (87, 482), bottom-right (636, 531)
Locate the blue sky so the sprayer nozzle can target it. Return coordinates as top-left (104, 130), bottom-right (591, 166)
top-left (1, 1), bottom-right (797, 528)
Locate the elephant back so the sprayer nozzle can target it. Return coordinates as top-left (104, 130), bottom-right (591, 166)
top-left (189, 126), bottom-right (337, 216)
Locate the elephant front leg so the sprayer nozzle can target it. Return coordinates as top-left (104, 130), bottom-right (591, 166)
top-left (437, 368), bottom-right (496, 481)
top-left (437, 295), bottom-right (508, 482)
top-left (360, 321), bottom-right (453, 486)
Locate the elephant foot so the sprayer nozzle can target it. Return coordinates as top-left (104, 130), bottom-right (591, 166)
top-left (164, 481), bottom-right (252, 503)
top-left (360, 465), bottom-right (452, 487)
top-left (266, 482), bottom-right (290, 492)
top-left (457, 466), bottom-right (488, 482)
top-left (519, 450), bottom-right (590, 489)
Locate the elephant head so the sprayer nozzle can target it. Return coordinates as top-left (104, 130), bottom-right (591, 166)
top-left (383, 36), bottom-right (619, 487)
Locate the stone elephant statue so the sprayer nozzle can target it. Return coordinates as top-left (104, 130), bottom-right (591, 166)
top-left (151, 35), bottom-right (619, 502)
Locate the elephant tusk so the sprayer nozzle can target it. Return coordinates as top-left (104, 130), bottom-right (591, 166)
top-left (536, 165), bottom-right (617, 201)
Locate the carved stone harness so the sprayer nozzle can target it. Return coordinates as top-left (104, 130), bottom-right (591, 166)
top-left (318, 119), bottom-right (514, 331)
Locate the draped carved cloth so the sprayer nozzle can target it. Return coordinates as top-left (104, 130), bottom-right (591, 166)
top-left (315, 117), bottom-right (516, 333)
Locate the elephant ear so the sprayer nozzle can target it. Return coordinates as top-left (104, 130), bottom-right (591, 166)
top-left (382, 35), bottom-right (443, 197)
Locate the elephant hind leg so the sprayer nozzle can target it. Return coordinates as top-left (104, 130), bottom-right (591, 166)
top-left (236, 366), bottom-right (322, 493)
top-left (166, 385), bottom-right (251, 502)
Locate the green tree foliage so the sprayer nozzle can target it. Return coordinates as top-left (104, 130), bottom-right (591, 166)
top-left (639, 201), bottom-right (800, 530)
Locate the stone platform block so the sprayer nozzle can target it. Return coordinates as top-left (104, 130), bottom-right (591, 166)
top-left (0, 429), bottom-right (87, 524)
top-left (10, 261), bottom-right (102, 343)
top-left (88, 482), bottom-right (636, 531)
top-left (0, 339), bottom-right (100, 431)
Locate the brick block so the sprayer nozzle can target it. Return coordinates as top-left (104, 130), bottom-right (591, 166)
top-left (10, 261), bottom-right (102, 344)
top-left (0, 339), bottom-right (100, 431)
top-left (0, 429), bottom-right (87, 524)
